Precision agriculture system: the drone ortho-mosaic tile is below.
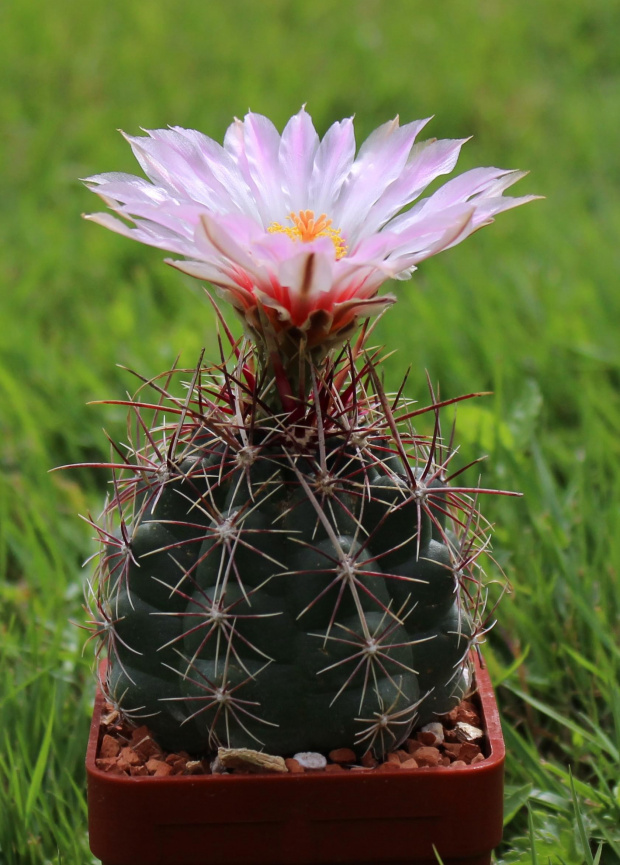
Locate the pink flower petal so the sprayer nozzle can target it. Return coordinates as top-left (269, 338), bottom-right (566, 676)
top-left (84, 212), bottom-right (200, 257)
top-left (195, 213), bottom-right (259, 275)
top-left (334, 117), bottom-right (431, 241)
top-left (278, 250), bottom-right (333, 299)
top-left (385, 207), bottom-right (476, 275)
top-left (238, 112), bottom-right (286, 223)
top-left (279, 107), bottom-right (320, 213)
top-left (163, 126), bottom-right (260, 219)
top-left (165, 257), bottom-right (245, 291)
top-left (309, 117), bottom-right (356, 215)
top-left (361, 137), bottom-right (467, 237)
top-left (410, 167), bottom-right (519, 215)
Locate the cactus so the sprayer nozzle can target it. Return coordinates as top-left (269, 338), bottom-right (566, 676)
top-left (80, 108), bottom-right (534, 757)
top-left (83, 337), bottom-right (507, 758)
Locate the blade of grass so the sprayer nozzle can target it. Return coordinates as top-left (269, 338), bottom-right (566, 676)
top-left (504, 783), bottom-right (534, 827)
top-left (25, 692), bottom-right (56, 819)
top-left (527, 805), bottom-right (539, 865)
top-left (569, 768), bottom-right (599, 865)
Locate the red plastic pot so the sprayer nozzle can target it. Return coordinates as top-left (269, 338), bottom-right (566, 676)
top-left (87, 654), bottom-right (504, 865)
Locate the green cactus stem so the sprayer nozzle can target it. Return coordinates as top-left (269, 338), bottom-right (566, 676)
top-left (80, 339), bottom-right (512, 758)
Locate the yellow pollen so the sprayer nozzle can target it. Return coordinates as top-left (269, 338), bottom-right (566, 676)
top-left (268, 210), bottom-right (347, 259)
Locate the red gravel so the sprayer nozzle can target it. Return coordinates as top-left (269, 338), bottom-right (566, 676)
top-left (95, 698), bottom-right (486, 777)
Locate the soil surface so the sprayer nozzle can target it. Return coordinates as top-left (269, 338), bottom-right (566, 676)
top-left (95, 697), bottom-right (487, 778)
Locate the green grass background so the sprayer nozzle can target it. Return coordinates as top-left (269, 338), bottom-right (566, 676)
top-left (1, 0), bottom-right (619, 861)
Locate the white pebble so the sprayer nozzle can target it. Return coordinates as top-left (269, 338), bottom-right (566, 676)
top-left (420, 722), bottom-right (445, 744)
top-left (210, 755), bottom-right (228, 774)
top-left (455, 721), bottom-right (483, 742)
top-left (293, 751), bottom-right (327, 770)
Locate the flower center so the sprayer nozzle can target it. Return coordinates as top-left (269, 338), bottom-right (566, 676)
top-left (268, 210), bottom-right (347, 259)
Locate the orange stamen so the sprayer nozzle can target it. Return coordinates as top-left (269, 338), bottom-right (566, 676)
top-left (268, 210), bottom-right (347, 259)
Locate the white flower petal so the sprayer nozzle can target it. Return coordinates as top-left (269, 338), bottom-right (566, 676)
top-left (84, 212), bottom-right (199, 257)
top-left (309, 117), bottom-right (356, 214)
top-left (121, 132), bottom-right (190, 197)
top-left (386, 207), bottom-right (476, 273)
top-left (332, 259), bottom-right (394, 298)
top-left (362, 137), bottom-right (468, 237)
top-left (164, 126), bottom-right (260, 219)
top-left (278, 250), bottom-right (334, 300)
top-left (195, 212), bottom-right (259, 275)
top-left (279, 107), bottom-right (320, 212)
top-left (165, 257), bottom-right (243, 290)
top-left (84, 173), bottom-right (174, 207)
top-left (239, 112), bottom-right (286, 223)
top-left (334, 117), bottom-right (430, 239)
top-left (468, 193), bottom-right (542, 229)
top-left (415, 167), bottom-right (517, 214)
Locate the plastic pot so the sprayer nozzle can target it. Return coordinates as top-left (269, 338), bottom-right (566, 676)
top-left (87, 654), bottom-right (504, 865)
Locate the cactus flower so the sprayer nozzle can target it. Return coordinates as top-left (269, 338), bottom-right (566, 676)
top-left (85, 108), bottom-right (536, 352)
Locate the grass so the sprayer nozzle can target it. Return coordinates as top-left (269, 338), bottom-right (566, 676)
top-left (1, 0), bottom-right (619, 861)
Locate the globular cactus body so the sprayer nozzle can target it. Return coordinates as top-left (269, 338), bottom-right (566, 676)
top-left (90, 348), bottom-right (493, 759)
